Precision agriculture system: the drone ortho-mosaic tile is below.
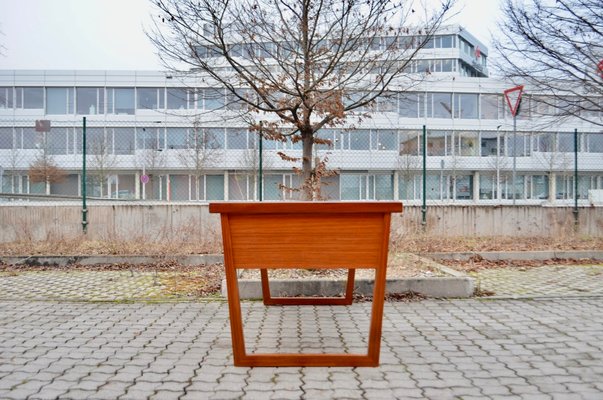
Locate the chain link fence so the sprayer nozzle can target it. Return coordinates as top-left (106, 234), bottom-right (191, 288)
top-left (0, 117), bottom-right (602, 205)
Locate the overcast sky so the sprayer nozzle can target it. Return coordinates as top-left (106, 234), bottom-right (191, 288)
top-left (0, 0), bottom-right (504, 71)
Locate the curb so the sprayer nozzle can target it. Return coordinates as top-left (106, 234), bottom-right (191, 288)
top-left (0, 254), bottom-right (223, 266)
top-left (222, 276), bottom-right (475, 299)
top-left (426, 250), bottom-right (603, 262)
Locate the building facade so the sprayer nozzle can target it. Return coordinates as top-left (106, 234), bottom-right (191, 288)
top-left (0, 26), bottom-right (601, 204)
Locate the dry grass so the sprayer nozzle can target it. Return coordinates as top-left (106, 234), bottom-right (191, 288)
top-left (392, 235), bottom-right (603, 253)
top-left (0, 238), bottom-right (221, 256)
top-left (0, 234), bottom-right (600, 257)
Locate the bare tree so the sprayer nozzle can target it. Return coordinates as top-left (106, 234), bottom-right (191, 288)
top-left (3, 146), bottom-right (25, 193)
top-left (149, 0), bottom-right (454, 198)
top-left (494, 0), bottom-right (603, 126)
top-left (28, 134), bottom-right (66, 195)
top-left (89, 130), bottom-right (118, 197)
top-left (177, 122), bottom-right (221, 200)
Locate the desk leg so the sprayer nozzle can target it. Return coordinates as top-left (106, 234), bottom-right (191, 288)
top-left (260, 268), bottom-right (355, 306)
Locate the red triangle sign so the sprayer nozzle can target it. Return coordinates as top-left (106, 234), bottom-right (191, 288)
top-left (504, 85), bottom-right (524, 117)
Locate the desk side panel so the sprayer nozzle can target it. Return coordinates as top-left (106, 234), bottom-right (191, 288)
top-left (227, 213), bottom-right (385, 269)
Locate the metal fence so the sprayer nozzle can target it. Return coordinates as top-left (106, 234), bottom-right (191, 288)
top-left (0, 117), bottom-right (602, 206)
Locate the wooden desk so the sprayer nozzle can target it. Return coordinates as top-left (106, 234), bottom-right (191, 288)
top-left (209, 201), bottom-right (403, 367)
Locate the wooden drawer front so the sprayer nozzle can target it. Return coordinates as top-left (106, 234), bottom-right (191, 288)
top-left (226, 213), bottom-right (387, 269)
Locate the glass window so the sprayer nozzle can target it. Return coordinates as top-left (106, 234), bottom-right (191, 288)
top-left (480, 94), bottom-right (500, 119)
top-left (77, 88), bottom-right (103, 114)
top-left (586, 133), bottom-right (603, 152)
top-left (108, 88), bottom-right (134, 114)
top-left (137, 127), bottom-right (163, 150)
top-left (203, 88), bottom-right (225, 110)
top-left (375, 175), bottom-right (394, 200)
top-left (0, 127), bottom-right (13, 149)
top-left (206, 128), bottom-right (225, 149)
top-left (226, 129), bottom-right (248, 149)
top-left (372, 130), bottom-right (397, 151)
top-left (441, 35), bottom-right (453, 48)
top-left (166, 88), bottom-right (188, 110)
top-left (425, 173), bottom-right (442, 200)
top-left (314, 129), bottom-right (335, 150)
top-left (166, 128), bottom-right (187, 149)
top-left (399, 174), bottom-right (419, 200)
top-left (480, 131), bottom-right (504, 156)
top-left (264, 175), bottom-right (284, 200)
top-left (507, 133), bottom-right (530, 156)
top-left (20, 87), bottom-right (44, 109)
top-left (429, 92), bottom-right (452, 118)
top-left (229, 173), bottom-right (250, 200)
top-left (399, 92), bottom-right (418, 118)
top-left (557, 133), bottom-right (575, 153)
top-left (457, 131), bottom-right (479, 156)
top-left (428, 131), bottom-right (449, 156)
top-left (529, 175), bottom-right (549, 200)
top-left (455, 93), bottom-right (478, 119)
top-left (86, 128), bottom-right (106, 155)
top-left (399, 130), bottom-right (419, 155)
top-left (479, 174), bottom-right (496, 199)
top-left (0, 87), bottom-right (13, 109)
top-left (137, 88), bottom-right (163, 110)
top-left (533, 133), bottom-right (555, 152)
top-left (113, 128), bottom-right (135, 155)
top-left (453, 175), bottom-right (473, 200)
top-left (377, 92), bottom-right (397, 112)
top-left (340, 175), bottom-right (364, 200)
top-left (441, 59), bottom-right (453, 72)
top-left (345, 130), bottom-right (370, 150)
top-left (20, 128), bottom-right (37, 149)
top-left (46, 88), bottom-right (74, 114)
top-left (206, 175), bottom-right (224, 200)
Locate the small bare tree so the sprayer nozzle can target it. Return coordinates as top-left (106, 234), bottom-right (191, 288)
top-left (177, 122), bottom-right (221, 200)
top-left (494, 0), bottom-right (603, 126)
top-left (149, 0), bottom-right (454, 199)
top-left (89, 130), bottom-right (118, 197)
top-left (4, 146), bottom-right (25, 193)
top-left (28, 134), bottom-right (66, 195)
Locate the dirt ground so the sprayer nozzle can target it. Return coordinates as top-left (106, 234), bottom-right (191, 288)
top-left (1, 236), bottom-right (600, 298)
top-left (0, 235), bottom-right (600, 257)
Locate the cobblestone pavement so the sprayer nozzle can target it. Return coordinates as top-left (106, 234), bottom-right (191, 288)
top-left (473, 265), bottom-right (603, 298)
top-left (2, 263), bottom-right (603, 302)
top-left (1, 298), bottom-right (603, 400)
top-left (0, 271), bottom-right (200, 301)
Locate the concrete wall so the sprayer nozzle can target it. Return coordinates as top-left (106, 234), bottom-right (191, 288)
top-left (0, 203), bottom-right (601, 243)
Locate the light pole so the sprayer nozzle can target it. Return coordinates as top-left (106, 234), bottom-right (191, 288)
top-left (496, 124), bottom-right (502, 201)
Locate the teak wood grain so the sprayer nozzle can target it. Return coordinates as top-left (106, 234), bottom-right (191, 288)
top-left (210, 201), bottom-right (403, 367)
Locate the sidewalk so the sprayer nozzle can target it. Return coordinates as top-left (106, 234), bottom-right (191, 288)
top-left (1, 257), bottom-right (602, 399)
top-left (1, 298), bottom-right (602, 399)
top-left (1, 260), bottom-right (602, 301)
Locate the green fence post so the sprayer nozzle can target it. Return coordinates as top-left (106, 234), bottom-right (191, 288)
top-left (259, 121), bottom-right (263, 201)
top-left (422, 125), bottom-right (427, 230)
top-left (82, 116), bottom-right (88, 233)
top-left (574, 128), bottom-right (579, 228)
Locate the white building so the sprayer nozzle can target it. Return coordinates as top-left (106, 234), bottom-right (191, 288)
top-left (0, 26), bottom-right (601, 203)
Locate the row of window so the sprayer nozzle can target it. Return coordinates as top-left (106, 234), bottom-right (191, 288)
top-left (1, 127), bottom-right (601, 155)
top-left (3, 171), bottom-right (601, 202)
top-left (3, 85), bottom-right (599, 120)
top-left (198, 34), bottom-right (467, 59)
top-left (400, 131), bottom-right (603, 156)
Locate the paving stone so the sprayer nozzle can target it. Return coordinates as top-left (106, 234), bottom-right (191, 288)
top-left (1, 291), bottom-right (603, 400)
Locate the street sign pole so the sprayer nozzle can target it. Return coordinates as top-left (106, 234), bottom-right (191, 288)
top-left (513, 113), bottom-right (517, 205)
top-left (504, 85), bottom-right (524, 205)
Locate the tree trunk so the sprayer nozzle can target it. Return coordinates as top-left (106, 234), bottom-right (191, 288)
top-left (301, 129), bottom-right (314, 200)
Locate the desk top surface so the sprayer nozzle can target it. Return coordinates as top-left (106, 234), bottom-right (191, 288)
top-left (209, 201), bottom-right (403, 215)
